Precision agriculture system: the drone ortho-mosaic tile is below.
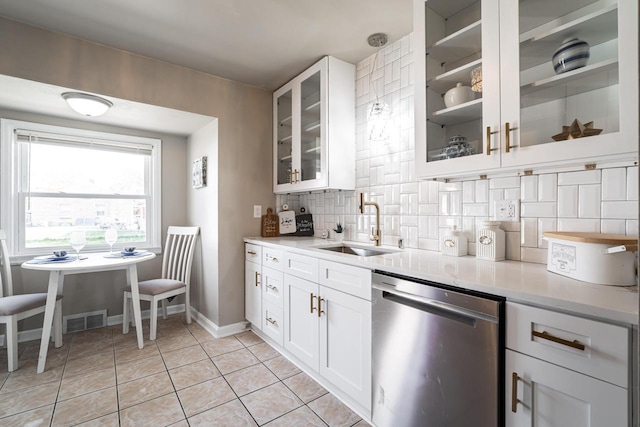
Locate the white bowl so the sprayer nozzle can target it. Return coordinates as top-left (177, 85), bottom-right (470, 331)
top-left (444, 83), bottom-right (475, 108)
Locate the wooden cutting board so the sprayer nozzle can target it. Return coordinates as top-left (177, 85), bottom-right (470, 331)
top-left (261, 208), bottom-right (279, 237)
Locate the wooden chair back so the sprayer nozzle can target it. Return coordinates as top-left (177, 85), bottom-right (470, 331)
top-left (161, 226), bottom-right (200, 288)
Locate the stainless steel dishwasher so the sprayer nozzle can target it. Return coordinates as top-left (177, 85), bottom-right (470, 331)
top-left (372, 271), bottom-right (504, 427)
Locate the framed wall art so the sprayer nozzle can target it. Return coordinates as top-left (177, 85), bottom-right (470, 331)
top-left (192, 156), bottom-right (207, 189)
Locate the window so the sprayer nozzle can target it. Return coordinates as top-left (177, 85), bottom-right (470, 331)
top-left (1, 119), bottom-right (161, 258)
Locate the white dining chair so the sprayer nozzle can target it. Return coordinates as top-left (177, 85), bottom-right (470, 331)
top-left (123, 226), bottom-right (200, 340)
top-left (0, 230), bottom-right (62, 371)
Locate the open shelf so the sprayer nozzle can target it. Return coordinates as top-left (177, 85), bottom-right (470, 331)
top-left (303, 121), bottom-right (321, 133)
top-left (430, 98), bottom-right (482, 126)
top-left (279, 115), bottom-right (292, 126)
top-left (520, 59), bottom-right (618, 108)
top-left (304, 101), bottom-right (321, 112)
top-left (428, 20), bottom-right (482, 65)
top-left (278, 135), bottom-right (292, 144)
top-left (428, 59), bottom-right (482, 94)
top-left (520, 5), bottom-right (618, 71)
top-left (279, 154), bottom-right (292, 162)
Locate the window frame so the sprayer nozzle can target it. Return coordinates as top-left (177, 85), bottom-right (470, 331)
top-left (1, 118), bottom-right (162, 261)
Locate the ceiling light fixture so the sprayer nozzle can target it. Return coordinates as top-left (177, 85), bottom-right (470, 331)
top-left (367, 33), bottom-right (391, 142)
top-left (62, 92), bottom-right (113, 117)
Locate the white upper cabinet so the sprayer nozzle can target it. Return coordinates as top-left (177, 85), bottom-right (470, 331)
top-left (415, 0), bottom-right (638, 179)
top-left (273, 56), bottom-right (356, 193)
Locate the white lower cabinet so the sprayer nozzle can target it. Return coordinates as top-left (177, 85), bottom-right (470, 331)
top-left (506, 349), bottom-right (627, 426)
top-left (319, 286), bottom-right (371, 410)
top-left (262, 300), bottom-right (284, 347)
top-left (283, 273), bottom-right (320, 370)
top-left (506, 302), bottom-right (630, 426)
top-left (280, 254), bottom-right (372, 413)
top-left (244, 260), bottom-right (262, 330)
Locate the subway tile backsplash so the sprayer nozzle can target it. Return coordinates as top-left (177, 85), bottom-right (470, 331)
top-left (275, 34), bottom-right (638, 265)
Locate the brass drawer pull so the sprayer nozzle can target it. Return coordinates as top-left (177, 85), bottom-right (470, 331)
top-left (247, 250), bottom-right (257, 255)
top-left (266, 317), bottom-right (277, 325)
top-left (532, 330), bottom-right (585, 351)
top-left (266, 284), bottom-right (278, 291)
top-left (310, 293), bottom-right (317, 314)
top-left (511, 372), bottom-right (520, 413)
top-left (505, 122), bottom-right (518, 153)
top-left (486, 126), bottom-right (499, 155)
top-left (266, 255), bottom-right (279, 262)
top-left (254, 271), bottom-right (260, 287)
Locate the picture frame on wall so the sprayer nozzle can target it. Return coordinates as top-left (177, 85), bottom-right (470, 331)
top-left (192, 156), bottom-right (207, 189)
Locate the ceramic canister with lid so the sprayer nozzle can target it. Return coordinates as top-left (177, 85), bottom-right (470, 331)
top-left (476, 221), bottom-right (505, 261)
top-left (442, 225), bottom-right (468, 257)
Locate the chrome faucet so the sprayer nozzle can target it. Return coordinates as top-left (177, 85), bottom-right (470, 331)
top-left (359, 193), bottom-right (381, 246)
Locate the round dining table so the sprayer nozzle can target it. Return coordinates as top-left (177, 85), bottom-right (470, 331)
top-left (21, 251), bottom-right (156, 373)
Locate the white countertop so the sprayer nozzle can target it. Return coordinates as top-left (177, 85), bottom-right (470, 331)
top-left (244, 236), bottom-right (639, 325)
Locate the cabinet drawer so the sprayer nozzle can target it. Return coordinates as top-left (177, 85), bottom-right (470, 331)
top-left (263, 247), bottom-right (284, 271)
top-left (263, 301), bottom-right (284, 347)
top-left (262, 266), bottom-right (284, 309)
top-left (506, 302), bottom-right (629, 388)
top-left (318, 260), bottom-right (371, 300)
top-left (245, 243), bottom-right (262, 263)
top-left (284, 252), bottom-right (319, 282)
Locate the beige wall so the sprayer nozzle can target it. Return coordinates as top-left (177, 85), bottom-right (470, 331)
top-left (0, 17), bottom-right (274, 328)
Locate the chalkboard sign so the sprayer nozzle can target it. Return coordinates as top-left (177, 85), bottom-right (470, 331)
top-left (261, 208), bottom-right (279, 237)
top-left (294, 214), bottom-right (314, 236)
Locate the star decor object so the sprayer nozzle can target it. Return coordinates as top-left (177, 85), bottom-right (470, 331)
top-left (552, 119), bottom-right (603, 141)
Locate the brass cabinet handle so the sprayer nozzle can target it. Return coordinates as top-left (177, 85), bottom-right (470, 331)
top-left (511, 372), bottom-right (520, 413)
top-left (505, 122), bottom-right (518, 153)
top-left (266, 255), bottom-right (279, 262)
top-left (290, 169), bottom-right (295, 184)
top-left (255, 271), bottom-right (260, 287)
top-left (318, 297), bottom-right (326, 318)
top-left (310, 293), bottom-right (317, 314)
top-left (532, 330), bottom-right (586, 351)
top-left (266, 317), bottom-right (277, 325)
top-left (266, 284), bottom-right (278, 291)
top-left (247, 250), bottom-right (256, 255)
top-left (486, 126), bottom-right (499, 155)
top-left (293, 169), bottom-right (300, 183)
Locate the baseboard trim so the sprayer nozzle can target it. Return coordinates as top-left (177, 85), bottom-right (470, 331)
top-left (190, 307), bottom-right (249, 339)
top-left (5, 304), bottom-right (248, 344)
top-left (106, 304), bottom-right (186, 327)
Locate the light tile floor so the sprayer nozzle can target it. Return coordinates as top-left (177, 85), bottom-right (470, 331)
top-left (0, 315), bottom-right (370, 426)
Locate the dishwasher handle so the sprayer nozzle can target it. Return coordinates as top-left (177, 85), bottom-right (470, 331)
top-left (373, 281), bottom-right (499, 324)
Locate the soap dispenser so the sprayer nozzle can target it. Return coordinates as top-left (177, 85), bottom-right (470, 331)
top-left (442, 225), bottom-right (468, 257)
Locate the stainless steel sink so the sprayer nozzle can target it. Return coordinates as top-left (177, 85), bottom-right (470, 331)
top-left (316, 244), bottom-right (396, 257)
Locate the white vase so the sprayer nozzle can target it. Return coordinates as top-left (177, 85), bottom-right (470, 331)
top-left (444, 83), bottom-right (475, 108)
top-left (334, 233), bottom-right (344, 242)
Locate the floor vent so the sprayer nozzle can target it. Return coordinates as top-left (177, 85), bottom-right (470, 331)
top-left (63, 310), bottom-right (107, 334)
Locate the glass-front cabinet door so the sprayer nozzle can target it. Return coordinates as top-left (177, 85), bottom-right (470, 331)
top-left (415, 0), bottom-right (637, 179)
top-left (500, 0), bottom-right (637, 167)
top-left (276, 89), bottom-right (293, 186)
top-left (273, 60), bottom-right (328, 193)
top-left (415, 0), bottom-right (502, 178)
top-left (299, 69), bottom-right (324, 185)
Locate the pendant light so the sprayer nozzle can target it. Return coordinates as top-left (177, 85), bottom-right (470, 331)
top-left (62, 92), bottom-right (113, 117)
top-left (367, 33), bottom-right (391, 141)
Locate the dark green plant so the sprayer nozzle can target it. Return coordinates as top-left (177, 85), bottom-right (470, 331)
top-left (333, 223), bottom-right (344, 233)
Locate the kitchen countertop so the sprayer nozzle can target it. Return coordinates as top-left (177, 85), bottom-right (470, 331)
top-left (244, 236), bottom-right (639, 325)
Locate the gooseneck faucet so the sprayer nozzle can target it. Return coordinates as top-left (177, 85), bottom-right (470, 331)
top-left (359, 193), bottom-right (381, 246)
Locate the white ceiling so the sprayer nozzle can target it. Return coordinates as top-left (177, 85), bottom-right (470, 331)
top-left (0, 0), bottom-right (413, 90)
